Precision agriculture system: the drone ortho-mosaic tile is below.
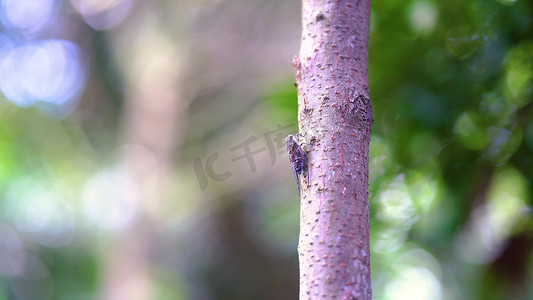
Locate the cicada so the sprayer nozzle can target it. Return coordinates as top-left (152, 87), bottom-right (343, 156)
top-left (286, 134), bottom-right (307, 195)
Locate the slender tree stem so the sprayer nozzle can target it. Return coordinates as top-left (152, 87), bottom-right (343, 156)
top-left (294, 0), bottom-right (372, 299)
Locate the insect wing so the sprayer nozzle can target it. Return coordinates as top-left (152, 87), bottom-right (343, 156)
top-left (289, 162), bottom-right (301, 195)
top-left (286, 135), bottom-right (305, 195)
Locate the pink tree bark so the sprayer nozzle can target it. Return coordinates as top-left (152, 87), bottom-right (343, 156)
top-left (293, 0), bottom-right (372, 299)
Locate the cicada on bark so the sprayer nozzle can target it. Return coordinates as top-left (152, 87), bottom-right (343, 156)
top-left (286, 134), bottom-right (307, 195)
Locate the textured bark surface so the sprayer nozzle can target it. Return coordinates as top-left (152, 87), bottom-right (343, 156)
top-left (293, 0), bottom-right (372, 299)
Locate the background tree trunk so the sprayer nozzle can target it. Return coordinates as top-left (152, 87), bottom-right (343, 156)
top-left (294, 0), bottom-right (372, 299)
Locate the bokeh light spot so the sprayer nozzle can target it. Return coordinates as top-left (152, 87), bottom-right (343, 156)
top-left (377, 175), bottom-right (417, 225)
top-left (26, 192), bottom-right (75, 248)
top-left (0, 0), bottom-right (58, 36)
top-left (82, 169), bottom-right (140, 230)
top-left (454, 111), bottom-right (489, 150)
top-left (4, 177), bottom-right (75, 248)
top-left (386, 267), bottom-right (442, 300)
top-left (0, 39), bottom-right (86, 116)
top-left (405, 170), bottom-right (441, 214)
top-left (384, 247), bottom-right (443, 300)
top-left (369, 135), bottom-right (394, 183)
top-left (486, 167), bottom-right (528, 239)
top-left (70, 0), bottom-right (132, 30)
top-left (484, 126), bottom-right (521, 163)
top-left (409, 1), bottom-right (437, 35)
top-left (446, 27), bottom-right (485, 59)
top-left (455, 167), bottom-right (528, 265)
top-left (503, 40), bottom-right (533, 107)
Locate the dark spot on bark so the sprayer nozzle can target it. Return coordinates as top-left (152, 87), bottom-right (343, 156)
top-left (316, 13), bottom-right (326, 22)
top-left (303, 108), bottom-right (314, 115)
top-left (341, 94), bottom-right (373, 124)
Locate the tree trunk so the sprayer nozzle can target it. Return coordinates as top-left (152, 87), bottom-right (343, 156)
top-left (293, 0), bottom-right (372, 299)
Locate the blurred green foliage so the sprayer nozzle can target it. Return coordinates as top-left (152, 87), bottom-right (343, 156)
top-left (368, 0), bottom-right (533, 299)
